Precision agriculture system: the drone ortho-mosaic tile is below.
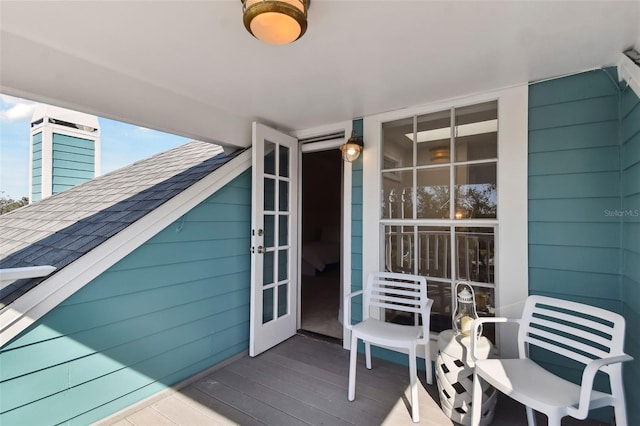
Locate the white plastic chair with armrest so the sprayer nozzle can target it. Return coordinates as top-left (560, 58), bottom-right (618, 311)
top-left (344, 272), bottom-right (433, 423)
top-left (470, 295), bottom-right (633, 426)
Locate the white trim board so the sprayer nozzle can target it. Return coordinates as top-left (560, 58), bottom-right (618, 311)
top-left (618, 52), bottom-right (640, 99)
top-left (0, 150), bottom-right (252, 348)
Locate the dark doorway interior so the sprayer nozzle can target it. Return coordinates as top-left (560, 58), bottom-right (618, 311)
top-left (300, 149), bottom-right (342, 340)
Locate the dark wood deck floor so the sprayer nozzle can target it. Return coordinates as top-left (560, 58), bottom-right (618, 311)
top-left (101, 334), bottom-right (609, 426)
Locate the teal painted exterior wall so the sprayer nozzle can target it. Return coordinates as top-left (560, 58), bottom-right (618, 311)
top-left (529, 68), bottom-right (639, 423)
top-left (621, 85), bottom-right (640, 425)
top-left (0, 170), bottom-right (251, 425)
top-left (31, 132), bottom-right (42, 202)
top-left (350, 119), bottom-right (364, 324)
top-left (52, 133), bottom-right (95, 194)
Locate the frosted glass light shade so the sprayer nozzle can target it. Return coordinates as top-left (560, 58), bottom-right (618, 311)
top-left (243, 0), bottom-right (308, 45)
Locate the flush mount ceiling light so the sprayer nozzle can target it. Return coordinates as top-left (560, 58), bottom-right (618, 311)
top-left (340, 130), bottom-right (364, 162)
top-left (242, 0), bottom-right (309, 45)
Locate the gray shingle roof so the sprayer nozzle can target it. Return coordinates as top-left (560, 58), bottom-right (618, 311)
top-left (0, 141), bottom-right (243, 309)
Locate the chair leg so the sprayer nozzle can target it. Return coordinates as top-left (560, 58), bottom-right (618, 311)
top-left (525, 407), bottom-right (537, 426)
top-left (365, 342), bottom-right (372, 369)
top-left (424, 342), bottom-right (433, 385)
top-left (471, 371), bottom-right (482, 426)
top-left (546, 414), bottom-right (560, 426)
top-left (409, 345), bottom-right (419, 423)
top-left (611, 374), bottom-right (628, 426)
top-left (348, 335), bottom-right (358, 401)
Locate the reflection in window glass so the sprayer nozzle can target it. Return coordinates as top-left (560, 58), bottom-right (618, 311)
top-left (455, 101), bottom-right (497, 162)
top-left (455, 227), bottom-right (495, 284)
top-left (454, 163), bottom-right (497, 219)
top-left (264, 178), bottom-right (275, 211)
top-left (263, 287), bottom-right (274, 323)
top-left (382, 117), bottom-right (413, 169)
top-left (416, 167), bottom-right (449, 219)
top-left (264, 141), bottom-right (276, 175)
top-left (264, 215), bottom-right (274, 248)
top-left (279, 181), bottom-right (289, 212)
top-left (416, 109), bottom-right (451, 166)
top-left (382, 170), bottom-right (413, 219)
top-left (417, 226), bottom-right (450, 278)
top-left (277, 284), bottom-right (288, 317)
top-left (384, 225), bottom-right (414, 273)
top-left (263, 251), bottom-right (274, 285)
top-left (279, 146), bottom-right (289, 177)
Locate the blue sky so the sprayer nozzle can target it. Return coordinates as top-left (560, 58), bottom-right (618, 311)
top-left (0, 94), bottom-right (189, 199)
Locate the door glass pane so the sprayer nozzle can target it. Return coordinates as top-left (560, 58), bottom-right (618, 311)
top-left (264, 178), bottom-right (275, 211)
top-left (383, 225), bottom-right (414, 273)
top-left (279, 146), bottom-right (289, 177)
top-left (382, 117), bottom-right (413, 168)
top-left (262, 287), bottom-right (274, 323)
top-left (428, 280), bottom-right (453, 332)
top-left (455, 163), bottom-right (497, 219)
top-left (417, 226), bottom-right (450, 278)
top-left (279, 180), bottom-right (289, 212)
top-left (455, 227), bottom-right (495, 284)
top-left (455, 101), bottom-right (498, 162)
top-left (278, 249), bottom-right (288, 281)
top-left (278, 215), bottom-right (288, 246)
top-left (277, 283), bottom-right (288, 317)
top-left (264, 141), bottom-right (276, 175)
top-left (263, 250), bottom-right (274, 285)
top-left (416, 167), bottom-right (449, 219)
top-left (416, 109), bottom-right (452, 166)
top-left (264, 215), bottom-right (275, 248)
top-left (382, 170), bottom-right (413, 219)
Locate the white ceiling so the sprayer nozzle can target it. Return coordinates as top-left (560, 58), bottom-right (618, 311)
top-left (1, 1), bottom-right (638, 148)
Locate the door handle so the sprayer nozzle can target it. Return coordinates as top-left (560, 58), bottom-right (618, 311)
top-left (257, 246), bottom-right (265, 254)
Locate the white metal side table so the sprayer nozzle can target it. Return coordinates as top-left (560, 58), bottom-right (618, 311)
top-left (436, 329), bottom-right (497, 426)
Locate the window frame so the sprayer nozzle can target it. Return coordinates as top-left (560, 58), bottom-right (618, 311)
top-left (361, 86), bottom-right (529, 357)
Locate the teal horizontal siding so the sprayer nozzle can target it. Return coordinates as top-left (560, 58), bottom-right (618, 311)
top-left (32, 133), bottom-right (43, 201)
top-left (528, 222), bottom-right (620, 247)
top-left (622, 86), bottom-right (640, 426)
top-left (529, 96), bottom-right (618, 131)
top-left (530, 69), bottom-right (640, 424)
top-left (529, 268), bottom-right (622, 301)
top-left (528, 69), bottom-right (619, 108)
top-left (52, 133), bottom-right (95, 153)
top-left (52, 149), bottom-right (94, 164)
top-left (528, 147), bottom-right (619, 176)
top-left (0, 169), bottom-right (252, 425)
top-left (53, 158), bottom-right (94, 171)
top-left (528, 172), bottom-right (619, 199)
top-left (51, 167), bottom-right (95, 180)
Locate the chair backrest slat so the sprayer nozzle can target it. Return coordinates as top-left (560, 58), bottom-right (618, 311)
top-left (363, 272), bottom-right (431, 341)
top-left (519, 296), bottom-right (627, 365)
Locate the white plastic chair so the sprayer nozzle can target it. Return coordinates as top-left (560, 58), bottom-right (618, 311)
top-left (470, 295), bottom-right (633, 426)
top-left (344, 272), bottom-right (433, 423)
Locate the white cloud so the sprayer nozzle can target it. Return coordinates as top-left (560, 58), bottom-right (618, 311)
top-left (136, 126), bottom-right (154, 133)
top-left (0, 95), bottom-right (38, 122)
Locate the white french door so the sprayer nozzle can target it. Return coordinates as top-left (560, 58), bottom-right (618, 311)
top-left (249, 122), bottom-right (299, 356)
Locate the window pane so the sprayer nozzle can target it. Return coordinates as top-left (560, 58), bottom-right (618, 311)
top-left (264, 141), bottom-right (276, 175)
top-left (382, 170), bottom-right (413, 219)
top-left (416, 167), bottom-right (450, 219)
top-left (278, 249), bottom-right (288, 281)
top-left (417, 226), bottom-right (450, 278)
top-left (428, 280), bottom-right (453, 333)
top-left (264, 215), bottom-right (275, 248)
top-left (455, 227), bottom-right (495, 284)
top-left (277, 283), bottom-right (288, 317)
top-left (263, 287), bottom-right (274, 323)
top-left (384, 225), bottom-right (414, 273)
top-left (263, 250), bottom-right (274, 285)
top-left (455, 163), bottom-right (497, 219)
top-left (264, 178), bottom-right (275, 211)
top-left (455, 101), bottom-right (498, 162)
top-left (382, 117), bottom-right (413, 169)
top-left (416, 109), bottom-right (451, 166)
top-left (279, 180), bottom-right (289, 212)
top-left (278, 215), bottom-right (288, 246)
top-left (279, 146), bottom-right (289, 177)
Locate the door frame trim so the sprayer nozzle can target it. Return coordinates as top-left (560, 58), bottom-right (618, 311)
top-left (294, 120), bottom-right (353, 347)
